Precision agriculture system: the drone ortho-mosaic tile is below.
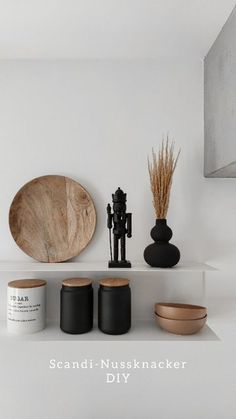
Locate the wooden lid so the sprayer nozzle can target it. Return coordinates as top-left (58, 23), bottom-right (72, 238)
top-left (8, 279), bottom-right (47, 289)
top-left (62, 278), bottom-right (92, 287)
top-left (99, 278), bottom-right (130, 287)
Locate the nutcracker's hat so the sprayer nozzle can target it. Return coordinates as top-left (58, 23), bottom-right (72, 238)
top-left (112, 187), bottom-right (127, 203)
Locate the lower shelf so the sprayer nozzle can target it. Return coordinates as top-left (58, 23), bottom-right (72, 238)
top-left (0, 320), bottom-right (220, 342)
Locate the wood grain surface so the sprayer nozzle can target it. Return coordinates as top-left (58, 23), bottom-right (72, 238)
top-left (8, 279), bottom-right (47, 288)
top-left (62, 278), bottom-right (92, 287)
top-left (9, 175), bottom-right (96, 262)
top-left (99, 278), bottom-right (130, 287)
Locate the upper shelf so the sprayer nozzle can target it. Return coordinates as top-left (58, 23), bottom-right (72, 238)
top-left (0, 261), bottom-right (217, 272)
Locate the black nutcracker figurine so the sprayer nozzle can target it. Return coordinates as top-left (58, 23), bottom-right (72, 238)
top-left (107, 187), bottom-right (132, 268)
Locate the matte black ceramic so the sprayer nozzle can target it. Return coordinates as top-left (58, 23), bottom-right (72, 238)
top-left (98, 284), bottom-right (131, 335)
top-left (144, 219), bottom-right (180, 268)
top-left (60, 283), bottom-right (93, 334)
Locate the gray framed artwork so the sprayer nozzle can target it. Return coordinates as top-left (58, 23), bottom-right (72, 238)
top-left (204, 6), bottom-right (236, 177)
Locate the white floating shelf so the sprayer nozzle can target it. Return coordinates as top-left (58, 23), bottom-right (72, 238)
top-left (0, 320), bottom-right (219, 342)
top-left (0, 261), bottom-right (217, 273)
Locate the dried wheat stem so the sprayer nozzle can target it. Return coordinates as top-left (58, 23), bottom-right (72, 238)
top-left (148, 137), bottom-right (180, 219)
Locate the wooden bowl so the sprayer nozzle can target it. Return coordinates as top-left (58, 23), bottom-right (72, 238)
top-left (155, 302), bottom-right (207, 320)
top-left (155, 313), bottom-right (207, 335)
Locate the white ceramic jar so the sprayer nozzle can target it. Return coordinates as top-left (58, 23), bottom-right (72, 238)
top-left (7, 279), bottom-right (47, 334)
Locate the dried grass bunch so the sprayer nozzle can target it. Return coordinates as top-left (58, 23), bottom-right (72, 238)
top-left (148, 138), bottom-right (180, 219)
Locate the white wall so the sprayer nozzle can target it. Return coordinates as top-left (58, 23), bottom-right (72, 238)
top-left (0, 60), bottom-right (236, 297)
top-left (0, 59), bottom-right (236, 419)
top-left (0, 59), bottom-right (205, 322)
top-left (0, 59), bottom-right (204, 263)
top-left (1, 59), bottom-right (236, 263)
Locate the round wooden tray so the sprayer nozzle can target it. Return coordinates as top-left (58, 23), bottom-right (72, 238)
top-left (9, 175), bottom-right (96, 262)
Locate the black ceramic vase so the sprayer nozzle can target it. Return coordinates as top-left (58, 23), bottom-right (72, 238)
top-left (144, 219), bottom-right (180, 268)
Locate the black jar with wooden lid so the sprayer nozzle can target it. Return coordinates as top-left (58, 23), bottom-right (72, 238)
top-left (60, 278), bottom-right (93, 334)
top-left (98, 278), bottom-right (131, 335)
